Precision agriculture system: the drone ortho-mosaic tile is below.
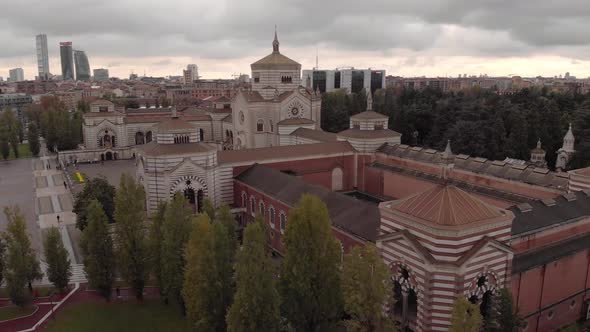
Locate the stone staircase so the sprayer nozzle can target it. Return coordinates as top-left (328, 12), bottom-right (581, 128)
top-left (70, 263), bottom-right (87, 283)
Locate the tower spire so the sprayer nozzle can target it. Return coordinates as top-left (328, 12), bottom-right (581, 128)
top-left (272, 25), bottom-right (280, 53)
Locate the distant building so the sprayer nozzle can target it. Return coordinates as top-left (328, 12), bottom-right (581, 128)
top-left (183, 64), bottom-right (199, 84)
top-left (8, 68), bottom-right (24, 82)
top-left (302, 68), bottom-right (386, 94)
top-left (0, 93), bottom-right (33, 124)
top-left (36, 34), bottom-right (50, 80)
top-left (74, 50), bottom-right (91, 81)
top-left (60, 42), bottom-right (74, 80)
top-left (93, 68), bottom-right (109, 81)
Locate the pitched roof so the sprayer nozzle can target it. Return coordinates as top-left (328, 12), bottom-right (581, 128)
top-left (251, 52), bottom-right (301, 70)
top-left (290, 128), bottom-right (338, 142)
top-left (510, 190), bottom-right (590, 236)
top-left (218, 141), bottom-right (354, 164)
top-left (513, 232), bottom-right (590, 273)
top-left (277, 118), bottom-right (315, 125)
top-left (139, 141), bottom-right (216, 157)
top-left (350, 111), bottom-right (389, 120)
top-left (235, 164), bottom-right (380, 241)
top-left (155, 117), bottom-right (197, 132)
top-left (388, 185), bottom-right (506, 226)
top-left (338, 128), bottom-right (401, 139)
top-left (569, 166), bottom-right (590, 176)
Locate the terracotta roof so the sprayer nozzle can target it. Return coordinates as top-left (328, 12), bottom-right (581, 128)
top-left (290, 128), bottom-right (338, 142)
top-left (218, 141), bottom-right (354, 164)
top-left (89, 99), bottom-right (114, 106)
top-left (513, 233), bottom-right (590, 273)
top-left (83, 111), bottom-right (123, 118)
top-left (277, 118), bottom-right (315, 125)
top-left (235, 164), bottom-right (380, 241)
top-left (155, 117), bottom-right (196, 131)
top-left (251, 52), bottom-right (300, 70)
top-left (139, 141), bottom-right (216, 157)
top-left (350, 111), bottom-right (389, 120)
top-left (388, 185), bottom-right (506, 226)
top-left (338, 128), bottom-right (401, 139)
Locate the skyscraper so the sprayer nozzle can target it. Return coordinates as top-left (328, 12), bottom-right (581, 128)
top-left (36, 34), bottom-right (50, 80)
top-left (183, 64), bottom-right (199, 84)
top-left (9, 68), bottom-right (24, 82)
top-left (74, 50), bottom-right (91, 81)
top-left (60, 42), bottom-right (74, 80)
top-left (93, 68), bottom-right (109, 81)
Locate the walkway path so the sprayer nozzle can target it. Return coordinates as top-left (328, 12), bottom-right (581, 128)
top-left (34, 143), bottom-right (86, 286)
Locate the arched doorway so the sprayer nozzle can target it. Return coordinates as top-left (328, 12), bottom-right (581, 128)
top-left (199, 128), bottom-right (204, 142)
top-left (331, 167), bottom-right (343, 191)
top-left (135, 132), bottom-right (145, 145)
top-left (146, 131), bottom-right (153, 143)
top-left (391, 266), bottom-right (418, 330)
top-left (181, 179), bottom-right (205, 213)
top-left (105, 151), bottom-right (113, 160)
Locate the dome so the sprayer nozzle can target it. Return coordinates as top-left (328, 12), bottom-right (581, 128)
top-left (387, 185), bottom-right (506, 226)
top-left (155, 117), bottom-right (196, 133)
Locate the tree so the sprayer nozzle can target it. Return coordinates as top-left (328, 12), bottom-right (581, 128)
top-left (3, 206), bottom-right (42, 306)
top-left (227, 221), bottom-right (281, 332)
top-left (148, 202), bottom-right (166, 292)
top-left (0, 238), bottom-right (5, 287)
top-left (73, 176), bottom-right (116, 230)
top-left (2, 109), bottom-right (20, 159)
top-left (80, 200), bottom-right (115, 301)
top-left (280, 194), bottom-right (344, 331)
top-left (27, 122), bottom-right (40, 156)
top-left (43, 227), bottom-right (72, 292)
top-left (182, 214), bottom-right (232, 331)
top-left (214, 203), bottom-right (238, 260)
top-left (450, 297), bottom-right (483, 332)
top-left (341, 245), bottom-right (396, 332)
top-left (202, 198), bottom-right (216, 220)
top-left (0, 134), bottom-right (9, 160)
top-left (160, 193), bottom-right (193, 306)
top-left (114, 173), bottom-right (148, 300)
top-left (495, 288), bottom-right (524, 332)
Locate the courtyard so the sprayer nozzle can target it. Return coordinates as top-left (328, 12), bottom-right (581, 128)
top-left (68, 159), bottom-right (137, 193)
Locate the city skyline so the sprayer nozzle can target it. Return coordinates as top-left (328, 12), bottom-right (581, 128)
top-left (2, 1), bottom-right (590, 80)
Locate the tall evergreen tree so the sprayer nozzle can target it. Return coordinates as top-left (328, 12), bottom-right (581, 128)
top-left (214, 203), bottom-right (238, 260)
top-left (114, 173), bottom-right (148, 300)
top-left (2, 109), bottom-right (20, 158)
top-left (182, 214), bottom-right (232, 331)
top-left (160, 193), bottom-right (193, 306)
top-left (280, 194), bottom-right (343, 331)
top-left (27, 122), bottom-right (40, 156)
top-left (496, 288), bottom-right (524, 332)
top-left (0, 237), bottom-right (5, 287)
top-left (227, 221), bottom-right (281, 332)
top-left (43, 227), bottom-right (72, 292)
top-left (341, 245), bottom-right (396, 332)
top-left (81, 200), bottom-right (116, 301)
top-left (450, 297), bottom-right (483, 332)
top-left (3, 207), bottom-right (42, 293)
top-left (148, 202), bottom-right (166, 292)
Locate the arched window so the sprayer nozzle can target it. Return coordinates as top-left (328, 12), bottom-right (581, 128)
top-left (331, 167), bottom-right (343, 191)
top-left (269, 206), bottom-right (276, 229)
top-left (250, 196), bottom-right (256, 216)
top-left (241, 192), bottom-right (247, 207)
top-left (279, 212), bottom-right (287, 233)
top-left (257, 119), bottom-right (264, 132)
top-left (259, 201), bottom-right (265, 219)
top-left (199, 128), bottom-right (204, 141)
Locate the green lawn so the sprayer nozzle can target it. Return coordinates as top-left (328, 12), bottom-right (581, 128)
top-left (43, 300), bottom-right (190, 332)
top-left (0, 306), bottom-right (36, 321)
top-left (5, 143), bottom-right (33, 160)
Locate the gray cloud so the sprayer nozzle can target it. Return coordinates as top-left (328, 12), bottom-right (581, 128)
top-left (2, 0), bottom-right (590, 77)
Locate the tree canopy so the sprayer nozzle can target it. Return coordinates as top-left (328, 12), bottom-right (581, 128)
top-left (450, 297), bottom-right (483, 332)
top-left (43, 227), bottom-right (72, 292)
top-left (81, 200), bottom-right (116, 301)
top-left (322, 87), bottom-right (590, 169)
top-left (114, 173), bottom-right (148, 300)
top-left (280, 194), bottom-right (344, 331)
top-left (73, 176), bottom-right (116, 230)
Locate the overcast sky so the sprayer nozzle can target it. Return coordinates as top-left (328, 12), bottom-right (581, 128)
top-left (2, 0), bottom-right (590, 80)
